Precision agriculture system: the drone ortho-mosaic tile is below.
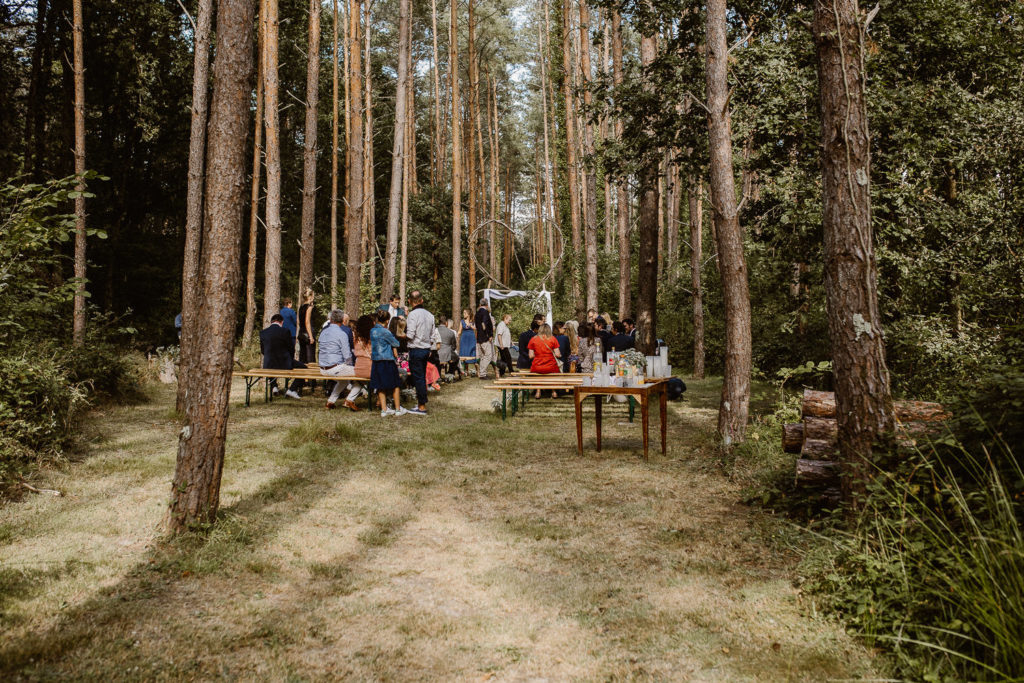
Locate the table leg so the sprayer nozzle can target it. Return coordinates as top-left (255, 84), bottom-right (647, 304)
top-left (245, 378), bottom-right (252, 407)
top-left (502, 389), bottom-right (507, 421)
top-left (594, 394), bottom-right (603, 452)
top-left (575, 391), bottom-right (584, 456)
top-left (641, 396), bottom-right (650, 461)
top-left (660, 387), bottom-right (668, 455)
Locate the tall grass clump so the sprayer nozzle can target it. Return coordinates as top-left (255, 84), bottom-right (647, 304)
top-left (803, 370), bottom-right (1024, 681)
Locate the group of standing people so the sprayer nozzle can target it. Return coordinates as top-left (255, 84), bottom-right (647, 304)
top-left (259, 290), bottom-right (436, 417)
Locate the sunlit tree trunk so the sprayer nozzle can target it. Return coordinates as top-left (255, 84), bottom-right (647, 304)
top-left (344, 0), bottom-right (364, 316)
top-left (667, 156), bottom-right (680, 282)
top-left (242, 2), bottom-right (264, 346)
top-left (450, 0), bottom-right (462, 321)
top-left (363, 0), bottom-right (375, 287)
top-left (330, 0), bottom-right (340, 306)
top-left (578, 0), bottom-right (599, 311)
top-left (399, 34), bottom-right (413, 304)
top-left (262, 0), bottom-right (282, 325)
top-left (706, 0), bottom-right (752, 445)
top-left (812, 0), bottom-right (895, 504)
top-left (177, 0), bottom-right (213, 410)
top-left (71, 0), bottom-right (87, 346)
top-left (298, 0), bottom-right (320, 300)
top-left (560, 0), bottom-right (582, 310)
top-left (635, 26), bottom-right (659, 354)
top-left (169, 0), bottom-right (255, 533)
top-left (689, 177), bottom-right (704, 378)
top-left (612, 10), bottom-right (630, 318)
top-left (488, 77), bottom-right (500, 282)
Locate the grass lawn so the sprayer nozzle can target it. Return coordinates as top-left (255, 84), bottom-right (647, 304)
top-left (0, 376), bottom-right (878, 680)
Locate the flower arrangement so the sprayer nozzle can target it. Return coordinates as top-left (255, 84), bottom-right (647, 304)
top-left (620, 349), bottom-right (647, 370)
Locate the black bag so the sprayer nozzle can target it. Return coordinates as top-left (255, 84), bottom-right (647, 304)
top-left (666, 377), bottom-right (686, 401)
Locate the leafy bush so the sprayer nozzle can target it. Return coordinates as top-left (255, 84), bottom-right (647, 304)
top-left (60, 339), bottom-right (143, 402)
top-left (0, 352), bottom-right (88, 477)
top-left (800, 371), bottom-right (1024, 681)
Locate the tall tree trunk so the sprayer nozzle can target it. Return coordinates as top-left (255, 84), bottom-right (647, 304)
top-left (466, 0), bottom-right (479, 310)
top-left (344, 0), bottom-right (364, 316)
top-left (489, 78), bottom-right (500, 282)
top-left (298, 0), bottom-right (321, 300)
top-left (242, 1), bottom-right (264, 346)
top-left (177, 0), bottom-right (214, 409)
top-left (262, 0), bottom-right (282, 325)
top-left (362, 1), bottom-right (375, 286)
top-left (635, 28), bottom-right (659, 354)
top-left (71, 0), bottom-right (87, 346)
top-left (383, 0), bottom-right (411, 302)
top-left (449, 0), bottom-right (462, 321)
top-left (578, 0), bottom-right (599, 311)
top-left (330, 0), bottom-right (340, 305)
top-left (812, 0), bottom-right (894, 504)
top-left (689, 177), bottom-right (704, 379)
top-left (430, 0), bottom-right (443, 183)
top-left (601, 12), bottom-right (613, 253)
top-left (542, 0), bottom-right (561, 242)
top-left (612, 10), bottom-right (630, 318)
top-left (169, 0), bottom-right (255, 533)
top-left (667, 156), bottom-right (680, 282)
top-left (399, 39), bottom-right (413, 304)
top-left (24, 0), bottom-right (50, 179)
top-left (561, 0), bottom-right (582, 310)
top-left (706, 0), bottom-right (752, 445)
top-left (538, 13), bottom-right (554, 239)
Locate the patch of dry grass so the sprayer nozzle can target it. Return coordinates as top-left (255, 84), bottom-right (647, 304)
top-left (0, 377), bottom-right (880, 680)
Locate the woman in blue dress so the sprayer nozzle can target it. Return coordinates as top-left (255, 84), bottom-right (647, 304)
top-left (459, 308), bottom-right (477, 359)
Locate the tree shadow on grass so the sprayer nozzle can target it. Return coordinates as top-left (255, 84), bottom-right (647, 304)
top-left (0, 437), bottom-right (365, 677)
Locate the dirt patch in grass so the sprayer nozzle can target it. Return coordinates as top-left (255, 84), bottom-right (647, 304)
top-left (0, 378), bottom-right (879, 680)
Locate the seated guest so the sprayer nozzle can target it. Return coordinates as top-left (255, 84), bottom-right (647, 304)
top-left (260, 313), bottom-right (297, 397)
top-left (577, 322), bottom-right (599, 374)
top-left (564, 320), bottom-right (580, 372)
top-left (436, 316), bottom-right (460, 378)
top-left (318, 309), bottom-right (362, 411)
top-left (527, 323), bottom-right (563, 398)
top-left (517, 315), bottom-right (544, 370)
top-left (608, 321), bottom-right (635, 352)
top-left (553, 321), bottom-right (570, 373)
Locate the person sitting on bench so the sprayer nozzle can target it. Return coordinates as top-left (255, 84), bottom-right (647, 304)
top-left (319, 309), bottom-right (361, 411)
top-left (260, 313), bottom-right (301, 398)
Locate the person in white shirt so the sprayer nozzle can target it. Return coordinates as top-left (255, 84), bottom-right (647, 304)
top-left (494, 313), bottom-right (513, 377)
top-left (404, 291), bottom-right (435, 415)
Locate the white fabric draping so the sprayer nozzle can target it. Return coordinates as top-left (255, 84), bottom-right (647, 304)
top-left (480, 288), bottom-right (553, 327)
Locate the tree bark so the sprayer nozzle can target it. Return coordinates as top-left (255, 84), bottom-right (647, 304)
top-left (169, 0), bottom-right (255, 533)
top-left (467, 0), bottom-right (478, 310)
top-left (71, 0), bottom-right (86, 346)
top-left (450, 0), bottom-right (462, 321)
top-left (262, 0), bottom-right (282, 325)
top-left (689, 177), bottom-right (705, 378)
top-left (344, 0), bottom-right (364, 316)
top-left (330, 0), bottom-right (340, 306)
top-left (362, 1), bottom-right (375, 286)
top-left (578, 0), bottom-right (599, 312)
top-left (795, 459), bottom-right (840, 485)
top-left (242, 1), bottom-right (264, 347)
top-left (382, 0), bottom-right (410, 303)
top-left (667, 158), bottom-right (680, 282)
top-left (706, 0), bottom-right (752, 446)
top-left (177, 0), bottom-right (214, 409)
top-left (612, 11), bottom-right (630, 319)
top-left (634, 28), bottom-right (658, 355)
top-left (801, 389), bottom-right (948, 422)
top-left (561, 0), bottom-right (582, 309)
top-left (298, 0), bottom-right (321, 301)
top-left (782, 423), bottom-right (804, 453)
top-left (812, 0), bottom-right (895, 504)
top-left (430, 0), bottom-right (443, 183)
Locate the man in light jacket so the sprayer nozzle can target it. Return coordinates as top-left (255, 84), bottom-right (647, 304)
top-left (318, 309), bottom-right (361, 411)
top-left (404, 291), bottom-right (435, 415)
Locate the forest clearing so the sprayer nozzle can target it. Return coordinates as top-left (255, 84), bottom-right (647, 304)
top-left (2, 0), bottom-right (1022, 679)
top-left (0, 379), bottom-right (878, 680)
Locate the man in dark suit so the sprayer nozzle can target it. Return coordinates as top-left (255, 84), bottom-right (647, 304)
top-left (260, 313), bottom-right (299, 397)
top-left (608, 321), bottom-right (635, 352)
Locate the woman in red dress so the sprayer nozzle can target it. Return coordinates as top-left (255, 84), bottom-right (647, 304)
top-left (527, 323), bottom-right (562, 398)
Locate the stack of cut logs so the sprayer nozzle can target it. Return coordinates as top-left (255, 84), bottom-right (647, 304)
top-left (784, 389), bottom-right (950, 486)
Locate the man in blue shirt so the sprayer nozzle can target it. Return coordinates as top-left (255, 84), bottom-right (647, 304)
top-left (318, 309), bottom-right (361, 411)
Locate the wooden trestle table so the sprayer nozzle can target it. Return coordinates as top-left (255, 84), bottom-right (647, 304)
top-left (573, 380), bottom-right (669, 460)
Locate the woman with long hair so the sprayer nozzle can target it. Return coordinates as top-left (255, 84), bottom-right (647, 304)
top-left (353, 314), bottom-right (374, 379)
top-left (577, 322), bottom-right (598, 374)
top-left (370, 309), bottom-right (406, 416)
top-left (527, 323), bottom-right (562, 398)
top-left (458, 307), bottom-right (476, 362)
top-left (564, 320), bottom-right (580, 372)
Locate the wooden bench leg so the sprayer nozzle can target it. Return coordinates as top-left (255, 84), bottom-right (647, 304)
top-left (502, 389), bottom-right (507, 421)
top-left (628, 396), bottom-right (635, 423)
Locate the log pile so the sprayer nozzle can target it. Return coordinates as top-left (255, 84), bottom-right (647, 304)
top-left (785, 389), bottom-right (950, 486)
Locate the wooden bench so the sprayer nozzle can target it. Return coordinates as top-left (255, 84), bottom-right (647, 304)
top-left (234, 368), bottom-right (372, 408)
top-left (489, 374), bottom-right (590, 420)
